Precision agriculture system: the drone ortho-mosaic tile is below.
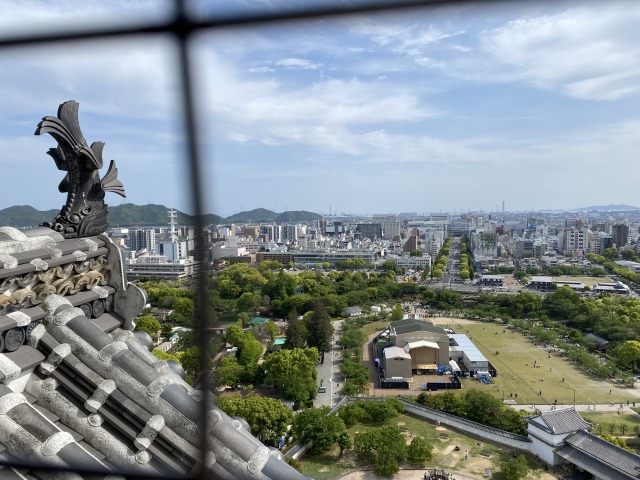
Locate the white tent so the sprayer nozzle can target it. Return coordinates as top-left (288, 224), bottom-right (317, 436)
top-left (403, 340), bottom-right (440, 353)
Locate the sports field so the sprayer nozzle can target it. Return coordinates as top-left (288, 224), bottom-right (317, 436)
top-left (552, 275), bottom-right (614, 287)
top-left (432, 318), bottom-right (640, 406)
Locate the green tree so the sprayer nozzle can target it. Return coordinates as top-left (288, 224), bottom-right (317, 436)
top-left (353, 425), bottom-right (407, 476)
top-left (307, 300), bottom-right (333, 352)
top-left (339, 399), bottom-right (403, 426)
top-left (407, 437), bottom-right (433, 464)
top-left (513, 270), bottom-right (529, 283)
top-left (421, 265), bottom-right (430, 281)
top-left (134, 315), bottom-right (161, 338)
top-left (291, 406), bottom-right (351, 454)
top-left (225, 325), bottom-right (264, 366)
top-left (151, 349), bottom-right (180, 363)
top-left (238, 335), bottom-right (263, 366)
top-left (264, 347), bottom-right (319, 407)
top-left (218, 393), bottom-right (293, 445)
top-left (285, 309), bottom-right (307, 349)
top-left (172, 297), bottom-right (194, 318)
top-left (177, 347), bottom-right (208, 383)
top-left (226, 325), bottom-right (246, 347)
top-left (236, 292), bottom-right (257, 313)
top-left (463, 389), bottom-right (503, 425)
top-left (236, 312), bottom-right (250, 327)
top-left (601, 433), bottom-right (635, 452)
top-left (603, 247), bottom-right (620, 261)
top-left (617, 340), bottom-right (640, 370)
top-left (216, 356), bottom-right (245, 388)
top-left (160, 323), bottom-right (173, 340)
top-left (262, 270), bottom-right (297, 301)
top-left (499, 454), bottom-right (529, 480)
top-left (381, 260), bottom-right (398, 271)
top-left (390, 305), bottom-right (404, 321)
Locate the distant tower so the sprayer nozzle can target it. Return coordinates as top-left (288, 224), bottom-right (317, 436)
top-left (168, 209), bottom-right (178, 244)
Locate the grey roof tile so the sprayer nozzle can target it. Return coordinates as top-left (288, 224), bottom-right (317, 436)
top-left (391, 318), bottom-right (446, 335)
top-left (0, 224), bottom-right (308, 479)
top-left (561, 429), bottom-right (640, 479)
top-left (529, 407), bottom-right (591, 434)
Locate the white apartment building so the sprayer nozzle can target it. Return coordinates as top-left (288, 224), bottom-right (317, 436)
top-left (395, 255), bottom-right (432, 270)
top-left (558, 227), bottom-right (592, 256)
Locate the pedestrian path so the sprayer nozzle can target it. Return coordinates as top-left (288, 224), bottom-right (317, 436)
top-left (505, 402), bottom-right (639, 414)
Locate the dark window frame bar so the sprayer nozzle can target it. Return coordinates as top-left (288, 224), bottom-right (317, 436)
top-left (0, 0), bottom-right (520, 478)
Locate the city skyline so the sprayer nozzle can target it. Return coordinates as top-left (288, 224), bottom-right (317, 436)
top-left (1, 1), bottom-right (640, 216)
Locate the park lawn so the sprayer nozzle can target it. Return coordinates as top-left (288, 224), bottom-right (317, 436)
top-left (581, 411), bottom-right (640, 437)
top-left (552, 275), bottom-right (614, 287)
top-left (443, 319), bottom-right (638, 406)
top-left (361, 320), bottom-right (390, 338)
top-left (299, 412), bottom-right (546, 479)
top-left (298, 453), bottom-right (354, 480)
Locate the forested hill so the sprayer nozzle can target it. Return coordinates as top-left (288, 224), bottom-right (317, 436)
top-left (108, 204), bottom-right (225, 227)
top-left (0, 204), bottom-right (321, 227)
top-left (224, 208), bottom-right (322, 224)
top-left (0, 205), bottom-right (59, 228)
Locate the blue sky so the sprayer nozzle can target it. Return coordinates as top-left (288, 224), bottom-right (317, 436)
top-left (1, 1), bottom-right (640, 217)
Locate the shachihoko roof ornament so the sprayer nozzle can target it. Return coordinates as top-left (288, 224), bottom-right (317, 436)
top-left (35, 100), bottom-right (126, 238)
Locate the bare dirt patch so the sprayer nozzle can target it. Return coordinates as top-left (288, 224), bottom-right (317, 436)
top-left (443, 445), bottom-right (456, 455)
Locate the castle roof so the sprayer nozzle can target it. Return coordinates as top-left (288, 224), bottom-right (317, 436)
top-left (556, 430), bottom-right (640, 480)
top-left (528, 407), bottom-right (592, 435)
top-left (0, 227), bottom-right (306, 479)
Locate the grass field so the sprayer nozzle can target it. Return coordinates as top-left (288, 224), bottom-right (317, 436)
top-left (552, 275), bottom-right (614, 286)
top-left (360, 320), bottom-right (390, 337)
top-left (299, 412), bottom-right (550, 480)
top-left (580, 411), bottom-right (640, 436)
top-left (435, 319), bottom-right (640, 406)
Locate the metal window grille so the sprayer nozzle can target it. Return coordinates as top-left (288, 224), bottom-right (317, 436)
top-left (0, 0), bottom-right (549, 478)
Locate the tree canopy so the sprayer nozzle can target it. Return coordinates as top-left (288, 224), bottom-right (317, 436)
top-left (291, 406), bottom-right (351, 454)
top-left (217, 393), bottom-right (293, 445)
top-left (134, 315), bottom-right (160, 338)
top-left (264, 347), bottom-right (319, 408)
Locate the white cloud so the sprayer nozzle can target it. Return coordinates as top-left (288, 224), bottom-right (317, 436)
top-left (195, 50), bottom-right (435, 153)
top-left (480, 4), bottom-right (640, 100)
top-left (0, 0), bottom-right (171, 36)
top-left (451, 45), bottom-right (472, 53)
top-left (275, 58), bottom-right (323, 70)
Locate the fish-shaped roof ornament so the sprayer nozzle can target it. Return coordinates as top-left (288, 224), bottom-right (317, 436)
top-left (35, 101), bottom-right (126, 238)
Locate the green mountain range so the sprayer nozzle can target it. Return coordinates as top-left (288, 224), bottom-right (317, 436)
top-left (0, 204), bottom-right (321, 228)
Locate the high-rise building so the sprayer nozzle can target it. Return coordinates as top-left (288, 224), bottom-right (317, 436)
top-left (356, 223), bottom-right (382, 240)
top-left (373, 214), bottom-right (402, 240)
top-left (127, 228), bottom-right (156, 252)
top-left (281, 224), bottom-right (299, 242)
top-left (559, 227), bottom-right (591, 256)
top-left (612, 223), bottom-right (629, 248)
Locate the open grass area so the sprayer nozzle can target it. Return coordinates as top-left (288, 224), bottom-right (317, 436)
top-left (361, 320), bottom-right (391, 337)
top-left (581, 411), bottom-right (640, 436)
top-left (552, 275), bottom-right (614, 286)
top-left (299, 412), bottom-right (549, 480)
top-left (439, 319), bottom-right (640, 406)
top-left (298, 453), bottom-right (354, 480)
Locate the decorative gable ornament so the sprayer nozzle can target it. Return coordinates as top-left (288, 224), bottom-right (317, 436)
top-left (35, 101), bottom-right (126, 238)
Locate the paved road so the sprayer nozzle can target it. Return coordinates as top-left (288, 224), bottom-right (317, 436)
top-left (507, 402), bottom-right (640, 415)
top-left (314, 319), bottom-right (344, 407)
